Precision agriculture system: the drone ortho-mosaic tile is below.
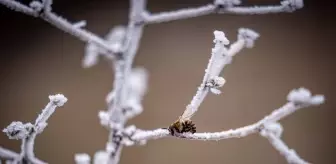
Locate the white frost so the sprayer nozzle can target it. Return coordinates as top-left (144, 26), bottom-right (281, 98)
top-left (49, 94), bottom-right (67, 107)
top-left (287, 87), bottom-right (325, 105)
top-left (94, 151), bottom-right (108, 164)
top-left (75, 153), bottom-right (91, 164)
top-left (213, 30), bottom-right (229, 45)
top-left (3, 122), bottom-right (33, 140)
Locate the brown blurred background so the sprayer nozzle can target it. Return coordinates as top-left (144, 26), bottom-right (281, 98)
top-left (0, 0), bottom-right (335, 163)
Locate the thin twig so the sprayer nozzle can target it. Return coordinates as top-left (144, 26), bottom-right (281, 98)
top-left (0, 0), bottom-right (315, 164)
top-left (2, 94), bottom-right (67, 164)
top-left (0, 0), bottom-right (120, 56)
top-left (132, 101), bottom-right (319, 141)
top-left (0, 147), bottom-right (19, 161)
top-left (143, 0), bottom-right (303, 24)
top-left (261, 130), bottom-right (309, 164)
top-left (105, 1), bottom-right (147, 164)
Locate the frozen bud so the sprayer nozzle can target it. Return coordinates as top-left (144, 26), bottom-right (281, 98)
top-left (213, 76), bottom-right (225, 87)
top-left (288, 88), bottom-right (325, 105)
top-left (214, 0), bottom-right (241, 8)
top-left (74, 153), bottom-right (90, 164)
top-left (93, 151), bottom-right (108, 164)
top-left (207, 76), bottom-right (226, 88)
top-left (289, 0), bottom-right (304, 9)
top-left (213, 30), bottom-right (229, 45)
top-left (98, 111), bottom-right (109, 126)
top-left (207, 76), bottom-right (226, 94)
top-left (238, 28), bottom-right (259, 48)
top-left (281, 0), bottom-right (304, 12)
top-left (207, 77), bottom-right (225, 95)
top-left (49, 94), bottom-right (67, 107)
top-left (3, 122), bottom-right (34, 140)
top-left (29, 1), bottom-right (43, 12)
top-left (287, 87), bottom-right (311, 103)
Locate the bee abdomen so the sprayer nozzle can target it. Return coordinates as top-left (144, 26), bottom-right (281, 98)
top-left (181, 120), bottom-right (196, 133)
top-left (168, 120), bottom-right (196, 136)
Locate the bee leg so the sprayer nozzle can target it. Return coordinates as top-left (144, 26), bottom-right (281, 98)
top-left (168, 126), bottom-right (175, 136)
top-left (170, 129), bottom-right (174, 136)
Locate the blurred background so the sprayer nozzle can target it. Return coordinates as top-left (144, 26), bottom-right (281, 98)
top-left (0, 0), bottom-right (335, 163)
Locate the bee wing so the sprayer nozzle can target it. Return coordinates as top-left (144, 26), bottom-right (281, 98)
top-left (180, 105), bottom-right (196, 120)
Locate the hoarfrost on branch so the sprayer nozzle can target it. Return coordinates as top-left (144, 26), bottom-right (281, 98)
top-left (0, 0), bottom-right (324, 164)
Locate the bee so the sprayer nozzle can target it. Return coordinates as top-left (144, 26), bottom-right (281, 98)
top-left (168, 106), bottom-right (197, 135)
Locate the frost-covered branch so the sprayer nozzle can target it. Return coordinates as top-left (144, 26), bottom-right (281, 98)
top-left (76, 0), bottom-right (149, 163)
top-left (0, 146), bottom-right (19, 161)
top-left (1, 0), bottom-right (316, 164)
top-left (130, 88), bottom-right (323, 164)
top-left (132, 88), bottom-right (324, 142)
top-left (1, 94), bottom-right (67, 164)
top-left (0, 0), bottom-right (120, 56)
top-left (260, 122), bottom-right (309, 164)
top-left (103, 0), bottom-right (147, 163)
top-left (143, 0), bottom-right (304, 24)
top-left (171, 29), bottom-right (258, 132)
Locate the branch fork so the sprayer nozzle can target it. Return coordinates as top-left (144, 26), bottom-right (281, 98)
top-left (2, 94), bottom-right (67, 164)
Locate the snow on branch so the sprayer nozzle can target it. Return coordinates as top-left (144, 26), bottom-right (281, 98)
top-left (132, 88), bottom-right (324, 142)
top-left (90, 1), bottom-right (149, 164)
top-left (0, 0), bottom-right (121, 57)
top-left (130, 88), bottom-right (323, 164)
top-left (167, 29), bottom-right (259, 135)
top-left (0, 146), bottom-right (20, 161)
top-left (260, 122), bottom-right (309, 164)
top-left (143, 0), bottom-right (304, 24)
top-left (2, 94), bottom-right (67, 164)
top-left (0, 0), bottom-right (319, 164)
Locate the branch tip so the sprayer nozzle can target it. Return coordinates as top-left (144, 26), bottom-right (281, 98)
top-left (214, 30), bottom-right (230, 45)
top-left (3, 122), bottom-right (33, 140)
top-left (287, 87), bottom-right (325, 105)
top-left (75, 153), bottom-right (91, 164)
top-left (238, 28), bottom-right (260, 48)
top-left (214, 0), bottom-right (241, 8)
top-left (281, 0), bottom-right (304, 12)
top-left (49, 94), bottom-right (67, 107)
top-left (29, 1), bottom-right (43, 12)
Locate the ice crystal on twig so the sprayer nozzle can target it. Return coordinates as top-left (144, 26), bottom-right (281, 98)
top-left (75, 153), bottom-right (91, 164)
top-left (0, 0), bottom-right (323, 164)
top-left (1, 94), bottom-right (67, 164)
top-left (3, 122), bottom-right (33, 140)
